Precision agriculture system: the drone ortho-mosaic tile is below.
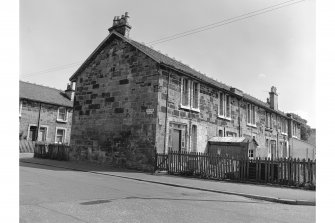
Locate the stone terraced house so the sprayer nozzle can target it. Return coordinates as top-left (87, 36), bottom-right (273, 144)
top-left (19, 81), bottom-right (74, 150)
top-left (68, 13), bottom-right (313, 170)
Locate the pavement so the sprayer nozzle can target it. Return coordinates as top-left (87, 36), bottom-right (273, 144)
top-left (19, 153), bottom-right (315, 206)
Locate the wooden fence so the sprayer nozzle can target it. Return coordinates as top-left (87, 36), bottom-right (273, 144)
top-left (155, 150), bottom-right (316, 189)
top-left (34, 143), bottom-right (70, 161)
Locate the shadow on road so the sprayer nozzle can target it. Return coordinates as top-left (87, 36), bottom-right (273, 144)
top-left (19, 157), bottom-right (148, 174)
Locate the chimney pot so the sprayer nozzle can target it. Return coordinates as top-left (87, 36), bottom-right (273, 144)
top-left (65, 82), bottom-right (75, 101)
top-left (108, 12), bottom-right (131, 37)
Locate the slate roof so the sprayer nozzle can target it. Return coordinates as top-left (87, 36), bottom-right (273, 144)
top-left (68, 31), bottom-right (288, 117)
top-left (208, 137), bottom-right (248, 143)
top-left (19, 81), bottom-right (73, 107)
top-left (208, 137), bottom-right (259, 146)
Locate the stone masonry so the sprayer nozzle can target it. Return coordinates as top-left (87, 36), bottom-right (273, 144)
top-left (70, 35), bottom-right (159, 171)
top-left (19, 99), bottom-right (72, 144)
top-left (69, 13), bottom-right (309, 171)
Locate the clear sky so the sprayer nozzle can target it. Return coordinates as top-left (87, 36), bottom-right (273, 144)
top-left (20, 0), bottom-right (315, 127)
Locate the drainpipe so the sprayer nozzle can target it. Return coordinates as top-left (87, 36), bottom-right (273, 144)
top-left (35, 102), bottom-right (42, 141)
top-left (238, 98), bottom-right (241, 137)
top-left (163, 70), bottom-right (171, 154)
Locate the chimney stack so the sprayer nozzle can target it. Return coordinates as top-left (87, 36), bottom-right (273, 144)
top-left (269, 86), bottom-right (278, 110)
top-left (108, 12), bottom-right (131, 38)
top-left (65, 82), bottom-right (75, 101)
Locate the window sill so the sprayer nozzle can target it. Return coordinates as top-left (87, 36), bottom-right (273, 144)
top-left (56, 119), bottom-right (68, 123)
top-left (218, 115), bottom-right (231, 121)
top-left (265, 127), bottom-right (273, 132)
top-left (292, 136), bottom-right (298, 139)
top-left (281, 132), bottom-right (288, 136)
top-left (180, 104), bottom-right (190, 110)
top-left (190, 107), bottom-right (200, 113)
top-left (247, 123), bottom-right (257, 128)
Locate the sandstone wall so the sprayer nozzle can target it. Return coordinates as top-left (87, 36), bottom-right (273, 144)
top-left (70, 36), bottom-right (159, 171)
top-left (19, 99), bottom-right (72, 144)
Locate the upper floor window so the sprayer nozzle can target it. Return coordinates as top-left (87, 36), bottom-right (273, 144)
top-left (180, 78), bottom-right (200, 112)
top-left (57, 107), bottom-right (68, 122)
top-left (266, 112), bottom-right (272, 129)
top-left (281, 118), bottom-right (288, 135)
top-left (218, 92), bottom-right (231, 119)
top-left (247, 104), bottom-right (256, 126)
top-left (181, 79), bottom-right (190, 107)
top-left (292, 122), bottom-right (298, 137)
top-left (191, 82), bottom-right (200, 110)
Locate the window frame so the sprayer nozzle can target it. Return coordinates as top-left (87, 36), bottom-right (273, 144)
top-left (57, 107), bottom-right (68, 123)
top-left (191, 81), bottom-right (200, 112)
top-left (247, 103), bottom-right (256, 127)
top-left (266, 112), bottom-right (272, 129)
top-left (226, 131), bottom-right (237, 137)
top-left (180, 78), bottom-right (190, 109)
top-left (281, 118), bottom-right (288, 135)
top-left (55, 127), bottom-right (66, 144)
top-left (180, 78), bottom-right (200, 112)
top-left (248, 149), bottom-right (254, 159)
top-left (292, 122), bottom-right (298, 138)
top-left (218, 92), bottom-right (231, 120)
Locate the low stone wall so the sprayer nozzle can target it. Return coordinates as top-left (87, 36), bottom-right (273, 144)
top-left (68, 145), bottom-right (156, 172)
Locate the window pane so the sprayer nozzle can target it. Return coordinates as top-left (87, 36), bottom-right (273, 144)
top-left (58, 108), bottom-right (67, 121)
top-left (56, 129), bottom-right (65, 143)
top-left (39, 127), bottom-right (47, 141)
top-left (252, 106), bottom-right (255, 124)
top-left (192, 82), bottom-right (199, 109)
top-left (225, 95), bottom-right (230, 117)
top-left (247, 104), bottom-right (250, 123)
top-left (219, 93), bottom-right (223, 116)
top-left (182, 79), bottom-right (189, 106)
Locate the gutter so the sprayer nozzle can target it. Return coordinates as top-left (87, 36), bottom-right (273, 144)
top-left (19, 97), bottom-right (73, 108)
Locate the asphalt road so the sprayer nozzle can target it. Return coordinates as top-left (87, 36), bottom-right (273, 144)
top-left (20, 162), bottom-right (315, 223)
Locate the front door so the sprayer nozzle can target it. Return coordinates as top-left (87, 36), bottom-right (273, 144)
top-left (171, 129), bottom-right (181, 152)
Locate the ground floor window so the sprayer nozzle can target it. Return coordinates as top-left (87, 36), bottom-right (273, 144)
top-left (55, 128), bottom-right (66, 143)
top-left (226, 131), bottom-right (237, 137)
top-left (248, 149), bottom-right (254, 159)
top-left (39, 127), bottom-right (47, 141)
top-left (218, 130), bottom-right (223, 137)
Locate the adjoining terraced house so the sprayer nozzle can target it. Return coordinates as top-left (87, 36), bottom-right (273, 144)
top-left (68, 13), bottom-right (314, 170)
top-left (19, 81), bottom-right (74, 152)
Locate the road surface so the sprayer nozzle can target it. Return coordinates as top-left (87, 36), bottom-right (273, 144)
top-left (20, 161), bottom-right (315, 223)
